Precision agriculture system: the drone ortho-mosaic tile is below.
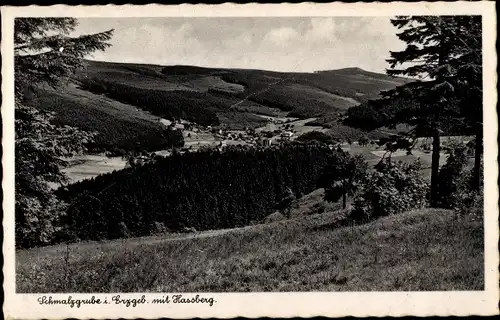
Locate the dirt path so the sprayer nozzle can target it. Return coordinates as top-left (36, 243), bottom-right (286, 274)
top-left (17, 224), bottom-right (256, 260)
top-left (127, 227), bottom-right (250, 246)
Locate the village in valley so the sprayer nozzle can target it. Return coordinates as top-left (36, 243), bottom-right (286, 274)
top-left (127, 115), bottom-right (329, 165)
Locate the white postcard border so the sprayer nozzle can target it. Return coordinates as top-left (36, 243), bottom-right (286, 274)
top-left (2, 2), bottom-right (498, 318)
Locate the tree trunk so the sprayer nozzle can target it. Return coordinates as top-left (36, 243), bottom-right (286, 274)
top-left (430, 128), bottom-right (441, 207)
top-left (472, 122), bottom-right (483, 191)
top-left (342, 193), bottom-right (347, 209)
top-left (430, 26), bottom-right (446, 208)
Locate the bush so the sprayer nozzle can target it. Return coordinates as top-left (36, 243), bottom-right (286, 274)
top-left (263, 211), bottom-right (286, 223)
top-left (352, 158), bottom-right (428, 220)
top-left (297, 131), bottom-right (336, 145)
top-left (116, 222), bottom-right (131, 238)
top-left (320, 152), bottom-right (368, 209)
top-left (358, 135), bottom-right (369, 146)
top-left (312, 202), bottom-right (326, 214)
top-left (445, 156), bottom-right (483, 216)
top-left (310, 201), bottom-right (343, 215)
top-left (452, 188), bottom-right (483, 216)
top-left (436, 144), bottom-right (474, 208)
top-left (16, 196), bottom-right (68, 248)
top-left (149, 221), bottom-right (170, 235)
top-left (277, 187), bottom-right (296, 218)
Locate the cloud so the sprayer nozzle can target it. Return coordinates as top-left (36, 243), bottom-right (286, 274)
top-left (84, 21), bottom-right (206, 65)
top-left (225, 31), bottom-right (253, 50)
top-left (262, 27), bottom-right (301, 47)
top-left (74, 17), bottom-right (405, 73)
top-left (305, 18), bottom-right (336, 41)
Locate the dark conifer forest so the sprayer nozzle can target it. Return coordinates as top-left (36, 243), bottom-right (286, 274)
top-left (79, 77), bottom-right (224, 126)
top-left (56, 144), bottom-right (342, 241)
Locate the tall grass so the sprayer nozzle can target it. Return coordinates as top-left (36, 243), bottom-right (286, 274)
top-left (17, 209), bottom-right (483, 293)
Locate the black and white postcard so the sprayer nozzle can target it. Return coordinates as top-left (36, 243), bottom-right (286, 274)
top-left (2, 2), bottom-right (498, 318)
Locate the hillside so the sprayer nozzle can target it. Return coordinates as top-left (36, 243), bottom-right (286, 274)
top-left (74, 60), bottom-right (409, 126)
top-left (28, 60), bottom-right (410, 153)
top-left (16, 208), bottom-right (483, 292)
top-left (54, 144), bottom-right (339, 242)
top-left (25, 83), bottom-right (184, 154)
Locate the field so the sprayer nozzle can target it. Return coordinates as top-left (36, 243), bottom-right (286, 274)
top-left (61, 155), bottom-right (128, 184)
top-left (256, 117), bottom-right (329, 135)
top-left (341, 136), bottom-right (475, 180)
top-left (17, 208), bottom-right (483, 292)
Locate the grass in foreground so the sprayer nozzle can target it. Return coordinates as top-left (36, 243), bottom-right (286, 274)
top-left (16, 209), bottom-right (483, 293)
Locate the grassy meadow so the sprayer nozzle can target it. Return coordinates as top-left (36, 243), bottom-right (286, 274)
top-left (17, 208), bottom-right (483, 293)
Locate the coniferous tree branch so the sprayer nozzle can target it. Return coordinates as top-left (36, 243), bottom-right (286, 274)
top-left (345, 15), bottom-right (482, 206)
top-left (15, 17), bottom-right (114, 248)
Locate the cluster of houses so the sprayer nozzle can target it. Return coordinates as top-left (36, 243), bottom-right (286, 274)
top-left (165, 119), bottom-right (189, 131)
top-left (213, 127), bottom-right (296, 147)
top-left (162, 118), bottom-right (299, 154)
top-left (122, 118), bottom-right (305, 169)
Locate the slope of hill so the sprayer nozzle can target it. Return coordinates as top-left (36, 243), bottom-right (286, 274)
top-left (77, 76), bottom-right (268, 128)
top-left (55, 144), bottom-right (339, 242)
top-left (16, 208), bottom-right (483, 292)
top-left (308, 67), bottom-right (412, 102)
top-left (27, 60), bottom-right (410, 155)
top-left (74, 60), bottom-right (409, 127)
top-left (25, 84), bottom-right (184, 153)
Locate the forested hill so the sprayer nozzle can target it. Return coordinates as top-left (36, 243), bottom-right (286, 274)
top-left (28, 60), bottom-right (410, 153)
top-left (79, 61), bottom-right (410, 100)
top-left (75, 60), bottom-right (410, 125)
top-left (56, 144), bottom-right (342, 242)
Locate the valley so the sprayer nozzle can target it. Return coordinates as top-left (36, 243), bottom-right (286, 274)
top-left (38, 60), bottom-right (411, 184)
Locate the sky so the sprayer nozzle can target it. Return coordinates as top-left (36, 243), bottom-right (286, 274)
top-left (73, 17), bottom-right (405, 73)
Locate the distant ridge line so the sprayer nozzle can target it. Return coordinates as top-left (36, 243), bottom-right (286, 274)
top-left (84, 59), bottom-right (403, 78)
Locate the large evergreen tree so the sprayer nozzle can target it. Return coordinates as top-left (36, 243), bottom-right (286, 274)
top-left (15, 18), bottom-right (113, 247)
top-left (382, 15), bottom-right (482, 206)
top-left (450, 16), bottom-right (482, 190)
